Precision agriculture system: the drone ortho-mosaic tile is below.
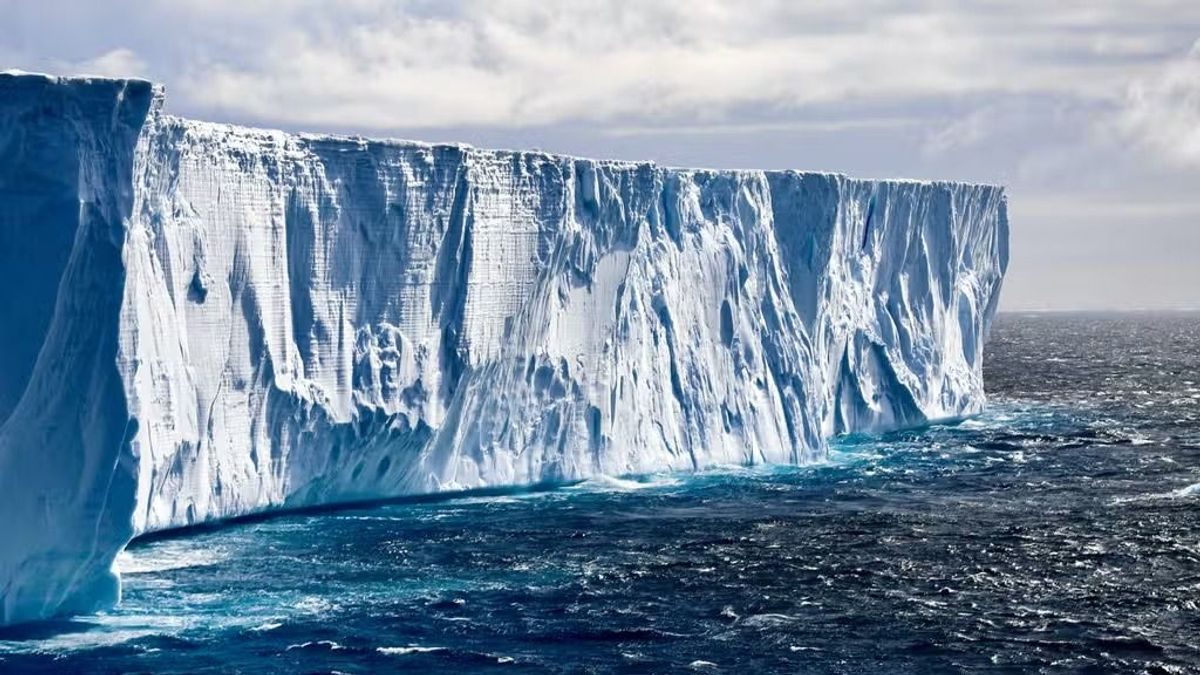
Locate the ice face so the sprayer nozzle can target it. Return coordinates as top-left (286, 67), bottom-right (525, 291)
top-left (0, 72), bottom-right (1008, 626)
top-left (0, 72), bottom-right (157, 625)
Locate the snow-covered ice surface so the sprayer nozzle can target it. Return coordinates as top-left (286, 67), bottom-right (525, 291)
top-left (0, 72), bottom-right (1008, 626)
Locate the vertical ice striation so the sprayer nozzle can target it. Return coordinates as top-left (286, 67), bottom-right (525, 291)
top-left (0, 73), bottom-right (157, 624)
top-left (0, 73), bottom-right (1008, 625)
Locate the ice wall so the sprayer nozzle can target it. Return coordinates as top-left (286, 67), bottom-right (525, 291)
top-left (0, 73), bottom-right (157, 624)
top-left (0, 73), bottom-right (1008, 625)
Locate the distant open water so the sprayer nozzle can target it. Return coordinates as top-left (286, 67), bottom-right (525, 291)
top-left (2, 312), bottom-right (1199, 673)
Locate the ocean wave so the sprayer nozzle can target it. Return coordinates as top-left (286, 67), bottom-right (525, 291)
top-left (377, 645), bottom-right (448, 656)
top-left (575, 474), bottom-right (683, 492)
top-left (115, 546), bottom-right (229, 575)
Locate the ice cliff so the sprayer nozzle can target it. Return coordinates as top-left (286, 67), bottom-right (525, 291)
top-left (0, 72), bottom-right (1008, 625)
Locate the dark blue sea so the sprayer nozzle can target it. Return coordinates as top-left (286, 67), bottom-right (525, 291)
top-left (2, 312), bottom-right (1199, 673)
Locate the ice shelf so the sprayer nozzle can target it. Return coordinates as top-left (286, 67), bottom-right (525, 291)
top-left (0, 72), bottom-right (1008, 625)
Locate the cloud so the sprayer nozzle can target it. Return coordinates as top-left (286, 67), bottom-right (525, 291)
top-left (923, 107), bottom-right (1002, 156)
top-left (605, 117), bottom-right (922, 137)
top-left (75, 48), bottom-right (147, 79)
top-left (3, 1), bottom-right (1198, 132)
top-left (1119, 39), bottom-right (1200, 165)
top-left (83, 0), bottom-right (1187, 131)
top-left (2, 0), bottom-right (1198, 311)
top-left (169, 1), bottom-right (975, 128)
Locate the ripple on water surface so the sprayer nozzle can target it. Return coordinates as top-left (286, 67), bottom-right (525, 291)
top-left (2, 312), bottom-right (1200, 673)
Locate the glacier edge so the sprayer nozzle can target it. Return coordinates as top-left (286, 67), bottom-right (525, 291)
top-left (0, 72), bottom-right (1008, 626)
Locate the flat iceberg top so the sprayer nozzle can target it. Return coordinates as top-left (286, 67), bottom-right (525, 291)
top-left (1, 69), bottom-right (150, 85)
top-left (0, 69), bottom-right (158, 98)
top-left (178, 113), bottom-right (1000, 190)
top-left (1, 71), bottom-right (996, 190)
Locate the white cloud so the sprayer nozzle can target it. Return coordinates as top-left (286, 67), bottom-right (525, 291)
top-left (3, 0), bottom-right (1199, 310)
top-left (605, 117), bottom-right (922, 137)
top-left (74, 48), bottom-right (147, 79)
top-left (6, 1), bottom-right (1198, 132)
top-left (115, 0), bottom-right (1195, 130)
top-left (1120, 40), bottom-right (1200, 165)
top-left (923, 107), bottom-right (1001, 156)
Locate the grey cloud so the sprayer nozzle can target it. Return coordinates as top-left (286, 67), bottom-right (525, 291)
top-left (2, 0), bottom-right (1199, 310)
top-left (3, 0), bottom-right (1191, 130)
top-left (1120, 40), bottom-right (1200, 165)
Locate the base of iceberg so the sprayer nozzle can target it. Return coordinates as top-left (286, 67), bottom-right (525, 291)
top-left (0, 71), bottom-right (1008, 626)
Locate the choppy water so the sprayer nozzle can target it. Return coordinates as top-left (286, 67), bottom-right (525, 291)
top-left (2, 312), bottom-right (1199, 673)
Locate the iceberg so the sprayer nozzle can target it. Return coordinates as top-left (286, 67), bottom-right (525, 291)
top-left (0, 72), bottom-right (1008, 625)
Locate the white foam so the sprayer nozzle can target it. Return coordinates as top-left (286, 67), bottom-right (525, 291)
top-left (286, 640), bottom-right (347, 651)
top-left (578, 475), bottom-right (683, 492)
top-left (1171, 482), bottom-right (1200, 497)
top-left (114, 547), bottom-right (229, 575)
top-left (1111, 480), bottom-right (1200, 504)
top-left (377, 646), bottom-right (448, 656)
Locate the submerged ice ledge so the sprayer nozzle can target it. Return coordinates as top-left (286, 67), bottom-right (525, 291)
top-left (0, 72), bottom-right (1008, 625)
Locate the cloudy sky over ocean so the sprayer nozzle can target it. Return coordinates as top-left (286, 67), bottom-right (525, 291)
top-left (4, 0), bottom-right (1198, 310)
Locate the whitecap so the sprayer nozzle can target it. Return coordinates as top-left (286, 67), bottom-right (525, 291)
top-left (1112, 480), bottom-right (1200, 503)
top-left (741, 613), bottom-right (797, 627)
top-left (291, 596), bottom-right (338, 614)
top-left (1172, 482), bottom-right (1200, 497)
top-left (115, 546), bottom-right (229, 575)
top-left (0, 626), bottom-right (160, 655)
top-left (579, 474), bottom-right (681, 491)
top-left (377, 645), bottom-right (448, 656)
top-left (286, 640), bottom-right (346, 651)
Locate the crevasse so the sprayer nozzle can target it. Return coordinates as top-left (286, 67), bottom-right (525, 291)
top-left (0, 73), bottom-right (1008, 626)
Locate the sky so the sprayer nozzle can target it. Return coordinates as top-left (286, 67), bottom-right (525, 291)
top-left (2, 0), bottom-right (1198, 311)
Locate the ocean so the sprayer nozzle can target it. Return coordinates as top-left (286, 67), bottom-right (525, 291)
top-left (2, 312), bottom-right (1199, 673)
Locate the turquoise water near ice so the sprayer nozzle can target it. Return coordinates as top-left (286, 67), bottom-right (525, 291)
top-left (2, 312), bottom-right (1199, 673)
